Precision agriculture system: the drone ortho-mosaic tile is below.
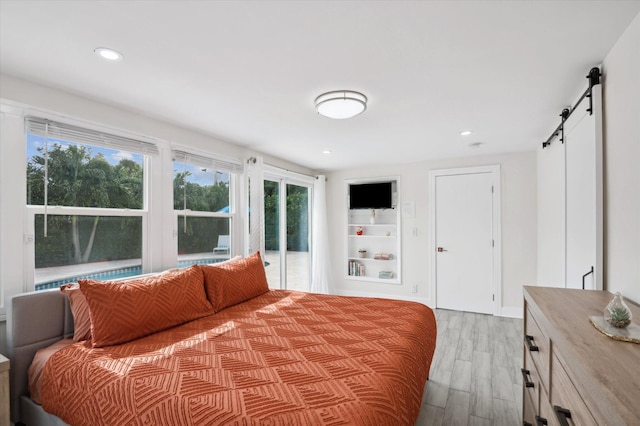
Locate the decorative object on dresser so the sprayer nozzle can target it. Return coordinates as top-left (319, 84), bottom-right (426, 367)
top-left (604, 291), bottom-right (633, 328)
top-left (522, 286), bottom-right (640, 426)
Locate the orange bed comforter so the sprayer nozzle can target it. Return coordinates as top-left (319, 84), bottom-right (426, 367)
top-left (41, 290), bottom-right (437, 425)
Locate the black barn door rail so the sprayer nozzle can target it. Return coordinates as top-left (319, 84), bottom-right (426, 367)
top-left (541, 67), bottom-right (601, 149)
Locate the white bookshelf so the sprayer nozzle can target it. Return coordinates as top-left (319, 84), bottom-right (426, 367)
top-left (345, 178), bottom-right (401, 284)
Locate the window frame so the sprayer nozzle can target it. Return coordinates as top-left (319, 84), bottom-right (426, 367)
top-left (24, 133), bottom-right (154, 291)
top-left (172, 156), bottom-right (240, 264)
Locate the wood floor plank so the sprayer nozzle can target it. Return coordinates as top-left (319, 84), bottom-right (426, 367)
top-left (455, 338), bottom-right (474, 361)
top-left (491, 398), bottom-right (520, 426)
top-left (471, 350), bottom-right (492, 380)
top-left (469, 415), bottom-right (493, 426)
top-left (415, 403), bottom-right (445, 426)
top-left (443, 389), bottom-right (471, 426)
top-left (470, 376), bottom-right (493, 419)
top-left (425, 369), bottom-right (453, 408)
top-left (450, 359), bottom-right (472, 392)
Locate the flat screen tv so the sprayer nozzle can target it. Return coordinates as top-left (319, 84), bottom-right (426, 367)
top-left (349, 182), bottom-right (393, 209)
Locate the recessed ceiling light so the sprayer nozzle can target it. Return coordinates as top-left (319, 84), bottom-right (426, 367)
top-left (460, 130), bottom-right (473, 136)
top-left (322, 150), bottom-right (332, 154)
top-left (94, 47), bottom-right (123, 61)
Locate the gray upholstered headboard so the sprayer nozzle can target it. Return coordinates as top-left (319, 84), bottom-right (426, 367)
top-left (6, 289), bottom-right (74, 424)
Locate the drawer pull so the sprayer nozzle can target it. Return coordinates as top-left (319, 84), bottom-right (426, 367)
top-left (554, 405), bottom-right (572, 426)
top-left (521, 368), bottom-right (535, 388)
top-left (535, 415), bottom-right (548, 426)
top-left (525, 335), bottom-right (539, 352)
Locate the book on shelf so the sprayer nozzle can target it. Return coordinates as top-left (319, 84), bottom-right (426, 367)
top-left (378, 271), bottom-right (393, 279)
top-left (373, 253), bottom-right (393, 260)
top-left (348, 260), bottom-right (365, 277)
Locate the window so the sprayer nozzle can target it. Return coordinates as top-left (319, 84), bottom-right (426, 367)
top-left (172, 149), bottom-right (242, 266)
top-left (25, 117), bottom-right (155, 290)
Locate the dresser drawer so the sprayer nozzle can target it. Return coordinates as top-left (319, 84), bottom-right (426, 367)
top-left (522, 348), bottom-right (540, 415)
top-left (524, 307), bottom-right (550, 394)
top-left (550, 351), bottom-right (598, 426)
top-left (538, 394), bottom-right (561, 426)
top-left (523, 389), bottom-right (536, 426)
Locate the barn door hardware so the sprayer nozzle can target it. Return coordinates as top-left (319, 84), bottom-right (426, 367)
top-left (541, 67), bottom-right (601, 149)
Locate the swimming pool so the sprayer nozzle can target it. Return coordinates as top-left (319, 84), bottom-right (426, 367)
top-left (35, 258), bottom-right (226, 291)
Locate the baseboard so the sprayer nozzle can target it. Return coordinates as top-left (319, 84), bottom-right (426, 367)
top-left (331, 288), bottom-right (434, 308)
top-left (500, 306), bottom-right (523, 319)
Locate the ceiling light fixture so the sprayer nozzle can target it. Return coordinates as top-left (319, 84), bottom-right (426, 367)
top-left (322, 150), bottom-right (332, 154)
top-left (94, 47), bottom-right (123, 61)
top-left (460, 130), bottom-right (473, 136)
top-left (315, 90), bottom-right (367, 119)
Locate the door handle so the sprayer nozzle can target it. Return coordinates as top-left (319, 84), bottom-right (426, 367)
top-left (437, 247), bottom-right (447, 252)
top-left (582, 266), bottom-right (594, 289)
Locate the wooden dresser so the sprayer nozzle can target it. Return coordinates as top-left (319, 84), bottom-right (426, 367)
top-left (522, 287), bottom-right (640, 425)
top-left (0, 354), bottom-right (9, 426)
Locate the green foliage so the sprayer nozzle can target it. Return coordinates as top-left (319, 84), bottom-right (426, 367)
top-left (173, 170), bottom-right (229, 212)
top-left (177, 216), bottom-right (230, 255)
top-left (27, 144), bottom-right (143, 209)
top-left (611, 307), bottom-right (630, 322)
top-left (27, 143), bottom-right (144, 267)
top-left (263, 182), bottom-right (309, 252)
top-left (35, 215), bottom-right (142, 267)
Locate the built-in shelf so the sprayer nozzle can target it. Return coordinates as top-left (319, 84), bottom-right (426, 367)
top-left (345, 177), bottom-right (401, 284)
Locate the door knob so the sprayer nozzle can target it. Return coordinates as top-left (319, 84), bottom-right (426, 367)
top-left (437, 247), bottom-right (447, 252)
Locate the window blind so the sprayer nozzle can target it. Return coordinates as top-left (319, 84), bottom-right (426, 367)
top-left (25, 116), bottom-right (159, 155)
top-left (172, 149), bottom-right (243, 174)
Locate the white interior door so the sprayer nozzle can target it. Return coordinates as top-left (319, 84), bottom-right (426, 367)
top-left (564, 86), bottom-right (603, 290)
top-left (434, 171), bottom-right (495, 314)
top-left (536, 137), bottom-right (566, 287)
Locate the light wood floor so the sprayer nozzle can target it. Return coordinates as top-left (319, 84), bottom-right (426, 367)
top-left (415, 309), bottom-right (524, 426)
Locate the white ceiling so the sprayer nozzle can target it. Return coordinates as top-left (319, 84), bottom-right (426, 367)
top-left (1, 1), bottom-right (639, 172)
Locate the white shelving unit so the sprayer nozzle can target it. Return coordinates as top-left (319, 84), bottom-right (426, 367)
top-left (345, 178), bottom-right (401, 284)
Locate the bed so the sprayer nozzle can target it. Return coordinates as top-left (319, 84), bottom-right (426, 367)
top-left (8, 256), bottom-right (437, 426)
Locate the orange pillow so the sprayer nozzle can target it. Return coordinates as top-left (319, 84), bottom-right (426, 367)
top-left (79, 265), bottom-right (213, 348)
top-left (200, 251), bottom-right (269, 312)
top-left (60, 283), bottom-right (92, 342)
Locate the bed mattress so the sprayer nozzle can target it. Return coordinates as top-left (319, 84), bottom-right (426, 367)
top-left (39, 290), bottom-right (436, 425)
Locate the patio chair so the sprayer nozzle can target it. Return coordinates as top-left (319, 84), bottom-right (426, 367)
top-left (213, 235), bottom-right (230, 254)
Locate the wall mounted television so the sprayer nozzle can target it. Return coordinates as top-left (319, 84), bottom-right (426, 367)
top-left (349, 182), bottom-right (394, 209)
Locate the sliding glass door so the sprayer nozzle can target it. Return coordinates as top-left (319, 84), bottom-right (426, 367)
top-left (264, 179), bottom-right (281, 287)
top-left (263, 174), bottom-right (311, 290)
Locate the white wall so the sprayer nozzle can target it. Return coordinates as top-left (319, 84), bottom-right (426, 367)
top-left (0, 75), bottom-right (312, 175)
top-left (602, 13), bottom-right (640, 303)
top-left (326, 151), bottom-right (537, 317)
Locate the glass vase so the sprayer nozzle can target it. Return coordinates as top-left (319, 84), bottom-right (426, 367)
top-left (604, 292), bottom-right (632, 328)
